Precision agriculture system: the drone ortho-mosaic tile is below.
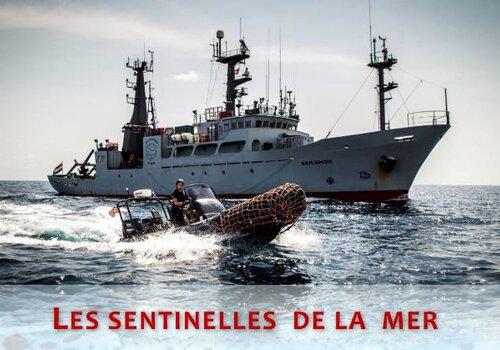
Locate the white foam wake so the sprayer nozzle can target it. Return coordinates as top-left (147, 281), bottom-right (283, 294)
top-left (274, 224), bottom-right (321, 249)
top-left (0, 201), bottom-right (220, 265)
top-left (0, 202), bottom-right (120, 242)
top-left (0, 201), bottom-right (319, 264)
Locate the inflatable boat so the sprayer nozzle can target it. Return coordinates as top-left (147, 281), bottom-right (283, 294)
top-left (113, 183), bottom-right (307, 244)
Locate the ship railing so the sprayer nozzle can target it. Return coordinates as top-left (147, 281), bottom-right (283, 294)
top-left (235, 72), bottom-right (252, 80)
top-left (204, 106), bottom-right (225, 120)
top-left (238, 104), bottom-right (276, 116)
top-left (220, 48), bottom-right (250, 58)
top-left (370, 50), bottom-right (397, 65)
top-left (406, 110), bottom-right (449, 127)
top-left (203, 104), bottom-right (299, 121)
top-left (238, 104), bottom-right (299, 119)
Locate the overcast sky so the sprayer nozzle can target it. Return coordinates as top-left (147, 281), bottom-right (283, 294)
top-left (0, 0), bottom-right (499, 185)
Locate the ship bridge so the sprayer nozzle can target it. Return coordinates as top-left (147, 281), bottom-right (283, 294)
top-left (157, 102), bottom-right (311, 162)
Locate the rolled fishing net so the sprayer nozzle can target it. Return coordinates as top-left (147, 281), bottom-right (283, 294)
top-left (218, 183), bottom-right (307, 233)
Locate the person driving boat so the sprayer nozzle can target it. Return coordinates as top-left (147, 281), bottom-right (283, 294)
top-left (170, 179), bottom-right (191, 226)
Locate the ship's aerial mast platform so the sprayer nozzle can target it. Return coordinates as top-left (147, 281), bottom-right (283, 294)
top-left (368, 36), bottom-right (398, 131)
top-left (212, 30), bottom-right (252, 117)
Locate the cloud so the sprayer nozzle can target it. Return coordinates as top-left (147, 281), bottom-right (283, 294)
top-left (0, 3), bottom-right (363, 70)
top-left (170, 71), bottom-right (200, 81)
top-left (0, 3), bottom-right (203, 50)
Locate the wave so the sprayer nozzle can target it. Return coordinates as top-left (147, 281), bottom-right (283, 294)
top-left (0, 202), bottom-right (120, 242)
top-left (274, 224), bottom-right (321, 249)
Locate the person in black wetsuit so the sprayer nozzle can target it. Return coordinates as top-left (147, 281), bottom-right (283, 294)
top-left (170, 179), bottom-right (191, 226)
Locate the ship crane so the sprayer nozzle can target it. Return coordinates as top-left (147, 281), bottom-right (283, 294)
top-left (65, 149), bottom-right (95, 178)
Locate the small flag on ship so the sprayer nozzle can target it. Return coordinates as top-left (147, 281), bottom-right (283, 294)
top-left (108, 206), bottom-right (119, 217)
top-left (53, 162), bottom-right (63, 175)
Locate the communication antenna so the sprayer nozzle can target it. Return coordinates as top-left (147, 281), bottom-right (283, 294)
top-left (279, 26), bottom-right (283, 110)
top-left (239, 17), bottom-right (242, 40)
top-left (147, 50), bottom-right (157, 129)
top-left (266, 29), bottom-right (270, 103)
top-left (368, 0), bottom-right (373, 49)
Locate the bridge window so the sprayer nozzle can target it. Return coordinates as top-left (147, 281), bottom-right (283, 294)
top-left (162, 147), bottom-right (173, 158)
top-left (224, 123), bottom-right (229, 131)
top-left (245, 120), bottom-right (252, 128)
top-left (176, 146), bottom-right (193, 157)
top-left (219, 141), bottom-right (246, 153)
top-left (276, 122), bottom-right (282, 128)
top-left (270, 121), bottom-right (276, 128)
top-left (231, 122), bottom-right (237, 129)
top-left (194, 143), bottom-right (217, 156)
top-left (282, 123), bottom-right (287, 129)
top-left (161, 135), bottom-right (173, 158)
top-left (262, 142), bottom-right (273, 151)
top-left (238, 121), bottom-right (244, 128)
top-left (255, 120), bottom-right (262, 127)
top-left (263, 121), bottom-right (269, 127)
top-left (251, 140), bottom-right (260, 151)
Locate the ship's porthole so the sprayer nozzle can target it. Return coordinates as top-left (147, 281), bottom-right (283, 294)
top-left (204, 171), bottom-right (207, 175)
top-left (326, 176), bottom-right (335, 184)
top-left (344, 144), bottom-right (349, 149)
top-left (118, 174), bottom-right (121, 178)
top-left (250, 169), bottom-right (254, 173)
top-left (191, 172), bottom-right (195, 176)
top-left (222, 170), bottom-right (226, 174)
top-left (130, 174), bottom-right (133, 178)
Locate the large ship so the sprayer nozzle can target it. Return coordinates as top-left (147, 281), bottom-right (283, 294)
top-left (48, 30), bottom-right (450, 201)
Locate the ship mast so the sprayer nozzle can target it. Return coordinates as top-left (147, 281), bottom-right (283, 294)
top-left (368, 36), bottom-right (398, 131)
top-left (122, 53), bottom-right (155, 164)
top-left (212, 30), bottom-right (252, 117)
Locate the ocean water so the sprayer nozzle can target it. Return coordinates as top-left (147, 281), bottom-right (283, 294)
top-left (0, 181), bottom-right (498, 285)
